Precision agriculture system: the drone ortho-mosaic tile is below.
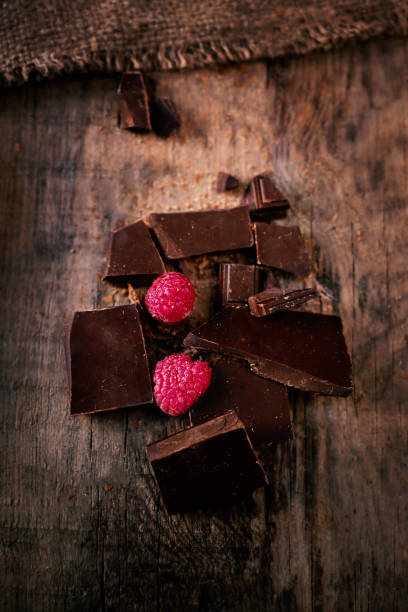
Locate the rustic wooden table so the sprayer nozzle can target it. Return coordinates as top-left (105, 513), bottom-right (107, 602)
top-left (1, 37), bottom-right (407, 611)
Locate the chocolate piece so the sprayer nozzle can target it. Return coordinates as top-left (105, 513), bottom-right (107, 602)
top-left (190, 359), bottom-right (293, 446)
top-left (249, 287), bottom-right (317, 317)
top-left (146, 411), bottom-right (267, 513)
top-left (118, 72), bottom-right (152, 131)
top-left (219, 263), bottom-right (261, 305)
top-left (67, 304), bottom-right (153, 415)
top-left (148, 207), bottom-right (254, 259)
top-left (254, 223), bottom-right (311, 276)
top-left (242, 175), bottom-right (289, 209)
top-left (103, 220), bottom-right (165, 286)
top-left (216, 172), bottom-right (240, 193)
top-left (150, 98), bottom-right (180, 138)
top-left (184, 306), bottom-right (352, 396)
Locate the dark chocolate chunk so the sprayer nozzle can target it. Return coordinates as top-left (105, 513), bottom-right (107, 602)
top-left (219, 263), bottom-right (261, 305)
top-left (67, 304), bottom-right (153, 415)
top-left (118, 72), bottom-right (152, 131)
top-left (148, 207), bottom-right (254, 259)
top-left (146, 411), bottom-right (268, 513)
top-left (184, 306), bottom-right (352, 396)
top-left (189, 359), bottom-right (293, 446)
top-left (150, 98), bottom-right (180, 138)
top-left (103, 220), bottom-right (165, 286)
top-left (216, 172), bottom-right (240, 193)
top-left (254, 223), bottom-right (311, 276)
top-left (248, 287), bottom-right (317, 317)
top-left (242, 175), bottom-right (289, 209)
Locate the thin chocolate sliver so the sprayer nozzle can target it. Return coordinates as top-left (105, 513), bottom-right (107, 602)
top-left (148, 207), bottom-right (254, 259)
top-left (184, 306), bottom-right (352, 396)
top-left (190, 359), bottom-right (293, 446)
top-left (242, 175), bottom-right (289, 209)
top-left (103, 220), bottom-right (165, 286)
top-left (216, 172), bottom-right (240, 193)
top-left (150, 98), bottom-right (180, 138)
top-left (254, 222), bottom-right (311, 276)
top-left (249, 287), bottom-right (317, 317)
top-left (146, 411), bottom-right (268, 514)
top-left (67, 304), bottom-right (153, 415)
top-left (219, 263), bottom-right (261, 305)
top-left (118, 71), bottom-right (152, 131)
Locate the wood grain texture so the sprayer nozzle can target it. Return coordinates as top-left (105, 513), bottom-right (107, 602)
top-left (1, 38), bottom-right (407, 611)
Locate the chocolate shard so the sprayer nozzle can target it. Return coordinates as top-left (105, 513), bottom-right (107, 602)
top-left (103, 220), bottom-right (165, 287)
top-left (189, 358), bottom-right (293, 446)
top-left (219, 263), bottom-right (261, 305)
top-left (150, 98), bottom-right (180, 138)
top-left (67, 304), bottom-right (153, 415)
top-left (118, 71), bottom-right (152, 131)
top-left (184, 306), bottom-right (352, 396)
top-left (248, 287), bottom-right (317, 317)
top-left (242, 175), bottom-right (289, 209)
top-left (148, 207), bottom-right (254, 259)
top-left (216, 172), bottom-right (240, 193)
top-left (146, 410), bottom-right (268, 514)
top-left (254, 222), bottom-right (311, 276)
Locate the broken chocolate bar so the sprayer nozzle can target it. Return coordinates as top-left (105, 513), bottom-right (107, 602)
top-left (103, 220), bottom-right (165, 286)
top-left (118, 71), bottom-right (152, 131)
top-left (254, 223), bottom-right (311, 276)
top-left (216, 172), bottom-right (240, 193)
top-left (189, 358), bottom-right (293, 446)
top-left (184, 306), bottom-right (352, 396)
top-left (148, 207), bottom-right (254, 258)
top-left (146, 410), bottom-right (268, 513)
top-left (248, 287), bottom-right (317, 317)
top-left (219, 263), bottom-right (261, 305)
top-left (242, 175), bottom-right (289, 209)
top-left (67, 304), bottom-right (153, 415)
top-left (150, 98), bottom-right (180, 138)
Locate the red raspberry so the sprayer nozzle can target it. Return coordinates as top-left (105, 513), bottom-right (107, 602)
top-left (153, 354), bottom-right (212, 416)
top-left (145, 272), bottom-right (195, 324)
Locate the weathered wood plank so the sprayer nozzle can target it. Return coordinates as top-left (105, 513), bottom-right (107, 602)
top-left (0, 38), bottom-right (407, 611)
top-left (266, 38), bottom-right (408, 611)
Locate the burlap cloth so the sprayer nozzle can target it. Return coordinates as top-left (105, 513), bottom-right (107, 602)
top-left (1, 0), bottom-right (407, 86)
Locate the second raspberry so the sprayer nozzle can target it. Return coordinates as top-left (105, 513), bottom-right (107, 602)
top-left (145, 272), bottom-right (196, 324)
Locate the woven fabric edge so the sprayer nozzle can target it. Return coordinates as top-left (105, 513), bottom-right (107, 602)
top-left (1, 15), bottom-right (408, 87)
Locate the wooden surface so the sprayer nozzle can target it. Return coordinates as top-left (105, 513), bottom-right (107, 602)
top-left (1, 37), bottom-right (407, 611)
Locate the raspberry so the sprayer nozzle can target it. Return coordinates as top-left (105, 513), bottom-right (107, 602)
top-left (153, 354), bottom-right (212, 416)
top-left (145, 272), bottom-right (195, 324)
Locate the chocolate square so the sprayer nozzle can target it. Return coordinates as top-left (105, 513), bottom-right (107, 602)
top-left (242, 175), bottom-right (289, 209)
top-left (189, 359), bottom-right (293, 446)
top-left (118, 72), bottom-right (152, 131)
top-left (254, 223), bottom-right (311, 276)
top-left (146, 411), bottom-right (268, 513)
top-left (184, 306), bottom-right (352, 396)
top-left (103, 220), bottom-right (165, 286)
top-left (216, 172), bottom-right (240, 193)
top-left (67, 304), bottom-right (153, 415)
top-left (148, 207), bottom-right (254, 259)
top-left (219, 263), bottom-right (261, 305)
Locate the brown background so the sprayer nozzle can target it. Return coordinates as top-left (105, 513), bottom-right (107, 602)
top-left (1, 36), bottom-right (407, 610)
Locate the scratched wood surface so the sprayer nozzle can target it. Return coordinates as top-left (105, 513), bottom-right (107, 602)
top-left (1, 37), bottom-right (407, 611)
